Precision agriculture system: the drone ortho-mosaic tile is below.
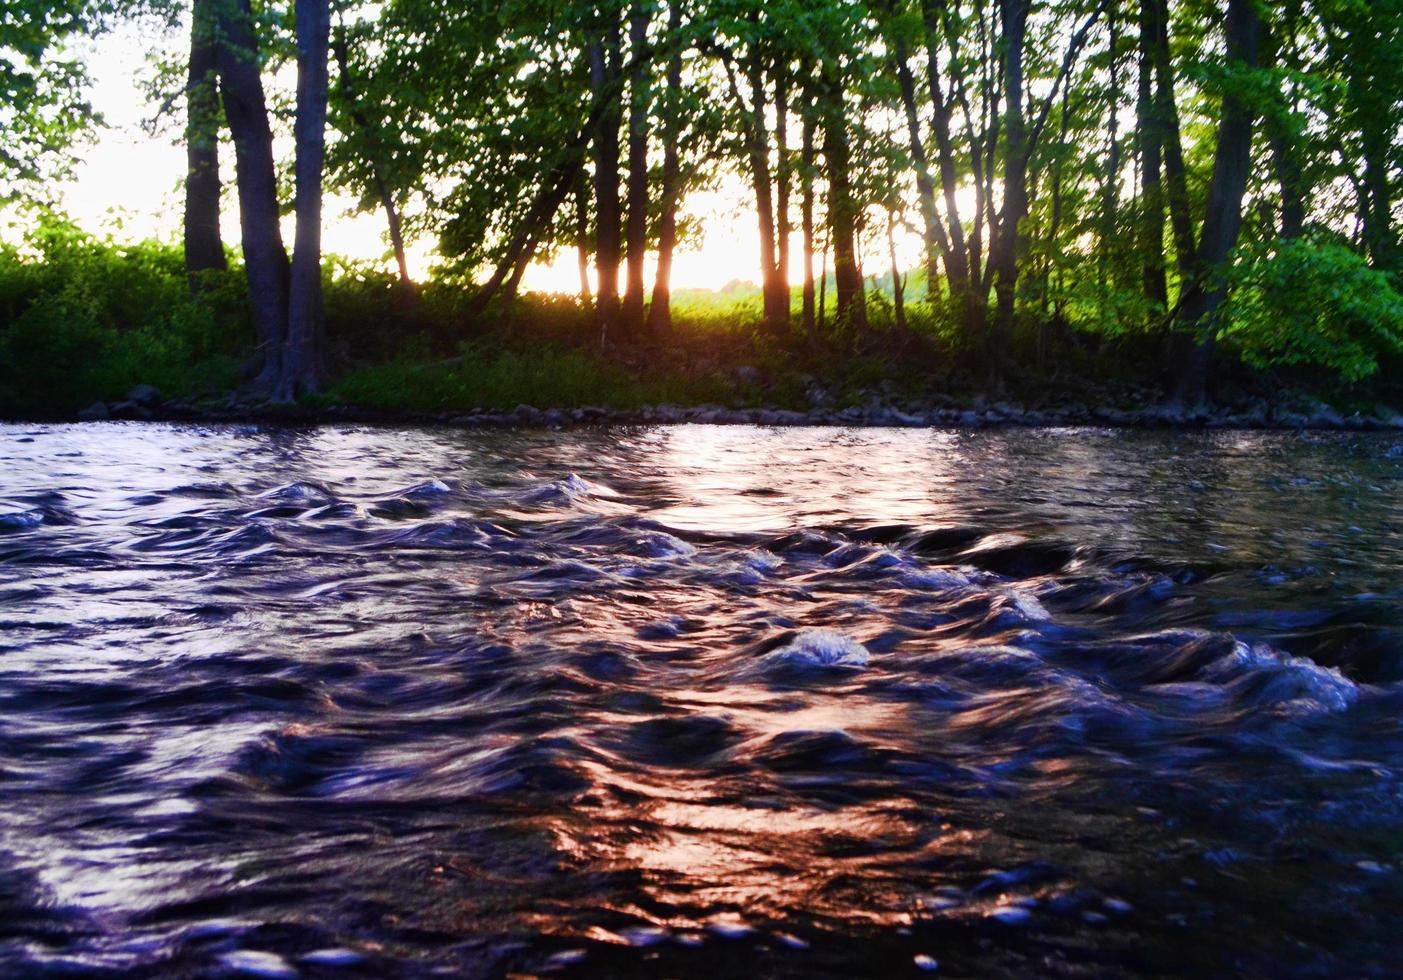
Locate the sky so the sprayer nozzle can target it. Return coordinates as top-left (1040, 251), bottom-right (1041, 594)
top-left (30, 20), bottom-right (927, 293)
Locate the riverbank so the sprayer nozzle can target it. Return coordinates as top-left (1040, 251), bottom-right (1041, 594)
top-left (63, 382), bottom-right (1403, 430)
top-left (7, 234), bottom-right (1403, 430)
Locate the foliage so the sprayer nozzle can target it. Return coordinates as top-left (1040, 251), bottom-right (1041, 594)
top-left (0, 216), bottom-right (245, 414)
top-left (1220, 237), bottom-right (1403, 383)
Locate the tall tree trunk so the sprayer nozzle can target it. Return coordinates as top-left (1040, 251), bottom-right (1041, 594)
top-left (887, 208), bottom-right (908, 332)
top-left (822, 71), bottom-right (864, 331)
top-left (1097, 2), bottom-right (1120, 291)
top-left (620, 0), bottom-right (649, 338)
top-left (722, 48), bottom-right (784, 332)
top-left (893, 35), bottom-right (950, 298)
top-left (989, 0), bottom-right (1029, 390)
top-left (1260, 20), bottom-right (1306, 238)
top-left (332, 27), bottom-right (411, 288)
top-left (468, 155), bottom-right (587, 315)
top-left (800, 84), bottom-right (816, 333)
top-left (1147, 0), bottom-right (1195, 281)
top-left (774, 59), bottom-right (791, 328)
top-left (1344, 3), bottom-right (1397, 270)
top-left (576, 175), bottom-right (592, 303)
top-left (1136, 0), bottom-right (1168, 311)
top-left (921, 0), bottom-right (973, 313)
top-left (184, 0), bottom-right (225, 285)
top-left (1173, 0), bottom-right (1260, 407)
top-left (214, 0), bottom-right (289, 388)
top-left (281, 0), bottom-right (332, 400)
top-left (589, 11), bottom-right (624, 346)
top-left (647, 0), bottom-right (683, 337)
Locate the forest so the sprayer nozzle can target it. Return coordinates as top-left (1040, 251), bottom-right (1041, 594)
top-left (2, 0), bottom-right (1402, 419)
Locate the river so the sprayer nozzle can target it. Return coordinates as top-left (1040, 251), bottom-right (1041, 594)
top-left (2, 423), bottom-right (1401, 977)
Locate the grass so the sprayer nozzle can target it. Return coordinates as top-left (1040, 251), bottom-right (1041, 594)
top-left (324, 344), bottom-right (740, 413)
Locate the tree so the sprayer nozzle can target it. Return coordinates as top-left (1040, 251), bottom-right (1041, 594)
top-left (282, 0), bottom-right (332, 399)
top-left (214, 0), bottom-right (290, 390)
top-left (183, 0), bottom-right (226, 282)
top-left (1173, 0), bottom-right (1260, 408)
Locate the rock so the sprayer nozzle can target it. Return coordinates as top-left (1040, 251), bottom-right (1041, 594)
top-left (125, 384), bottom-right (162, 406)
top-left (729, 365), bottom-right (763, 387)
top-left (1305, 400), bottom-right (1346, 429)
top-left (1374, 406), bottom-right (1403, 429)
top-left (106, 400), bottom-right (153, 420)
top-left (77, 401), bottom-right (109, 421)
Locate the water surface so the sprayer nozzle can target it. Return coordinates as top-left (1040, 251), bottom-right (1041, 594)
top-left (2, 423), bottom-right (1402, 977)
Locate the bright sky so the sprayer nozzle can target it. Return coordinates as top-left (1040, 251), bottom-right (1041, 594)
top-left (32, 22), bottom-right (928, 292)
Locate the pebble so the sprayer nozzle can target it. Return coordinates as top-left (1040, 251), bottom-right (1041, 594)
top-left (1356, 860), bottom-right (1390, 874)
top-left (773, 931), bottom-right (809, 949)
top-left (1103, 898), bottom-right (1133, 915)
top-left (914, 953), bottom-right (940, 970)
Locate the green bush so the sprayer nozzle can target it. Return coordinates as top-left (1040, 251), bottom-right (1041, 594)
top-left (1220, 237), bottom-right (1403, 383)
top-left (0, 218), bottom-right (247, 415)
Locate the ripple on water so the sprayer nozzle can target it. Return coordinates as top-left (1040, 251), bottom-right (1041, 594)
top-left (1, 423), bottom-right (1402, 979)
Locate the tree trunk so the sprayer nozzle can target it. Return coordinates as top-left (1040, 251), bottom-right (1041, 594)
top-left (1136, 0), bottom-right (1168, 311)
top-left (1147, 0), bottom-right (1195, 280)
top-left (1260, 21), bottom-right (1305, 238)
top-left (729, 46), bottom-right (787, 333)
top-left (920, 0), bottom-right (973, 315)
top-left (184, 0), bottom-right (225, 285)
top-left (468, 155), bottom-right (586, 315)
top-left (888, 208), bottom-right (907, 332)
top-left (281, 0), bottom-right (332, 401)
top-left (1097, 3), bottom-right (1120, 291)
top-left (822, 71), bottom-right (864, 331)
top-left (1344, 3), bottom-right (1397, 270)
top-left (576, 175), bottom-right (592, 303)
top-left (1173, 0), bottom-right (1259, 407)
top-left (214, 0), bottom-right (289, 388)
top-left (893, 35), bottom-right (950, 298)
top-left (774, 58), bottom-right (791, 327)
top-left (800, 85), bottom-right (816, 332)
top-left (588, 11), bottom-right (624, 346)
top-left (647, 0), bottom-right (683, 337)
top-left (989, 0), bottom-right (1029, 390)
top-left (620, 0), bottom-right (649, 338)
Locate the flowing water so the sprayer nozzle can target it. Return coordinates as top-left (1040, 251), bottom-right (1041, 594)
top-left (2, 423), bottom-right (1402, 978)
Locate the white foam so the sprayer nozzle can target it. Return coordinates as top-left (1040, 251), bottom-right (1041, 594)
top-left (767, 629), bottom-right (870, 669)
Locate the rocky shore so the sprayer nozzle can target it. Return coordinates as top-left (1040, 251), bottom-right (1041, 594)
top-left (65, 384), bottom-right (1403, 431)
